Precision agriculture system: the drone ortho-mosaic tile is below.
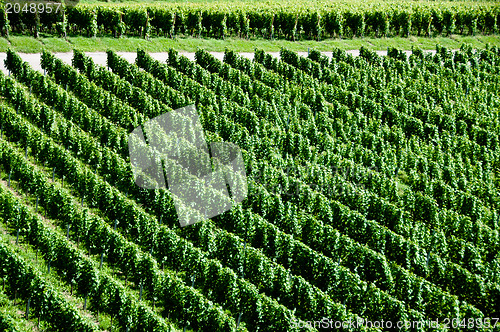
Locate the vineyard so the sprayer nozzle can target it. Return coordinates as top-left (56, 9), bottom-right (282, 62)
top-left (0, 43), bottom-right (499, 331)
top-left (0, 1), bottom-right (500, 40)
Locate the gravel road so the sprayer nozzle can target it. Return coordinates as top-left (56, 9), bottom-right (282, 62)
top-left (0, 49), bottom-right (440, 75)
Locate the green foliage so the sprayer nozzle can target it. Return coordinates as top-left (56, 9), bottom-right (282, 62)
top-left (0, 239), bottom-right (99, 332)
top-left (2, 28), bottom-right (500, 331)
top-left (0, 2), bottom-right (498, 39)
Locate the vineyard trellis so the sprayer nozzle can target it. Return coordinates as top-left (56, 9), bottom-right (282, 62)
top-left (0, 43), bottom-right (499, 331)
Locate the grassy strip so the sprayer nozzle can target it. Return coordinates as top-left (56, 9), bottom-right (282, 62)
top-left (1, 34), bottom-right (500, 53)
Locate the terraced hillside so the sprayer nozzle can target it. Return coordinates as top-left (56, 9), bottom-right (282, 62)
top-left (0, 44), bottom-right (499, 331)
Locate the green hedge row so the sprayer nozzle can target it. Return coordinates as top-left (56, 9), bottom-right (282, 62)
top-left (0, 2), bottom-right (499, 40)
